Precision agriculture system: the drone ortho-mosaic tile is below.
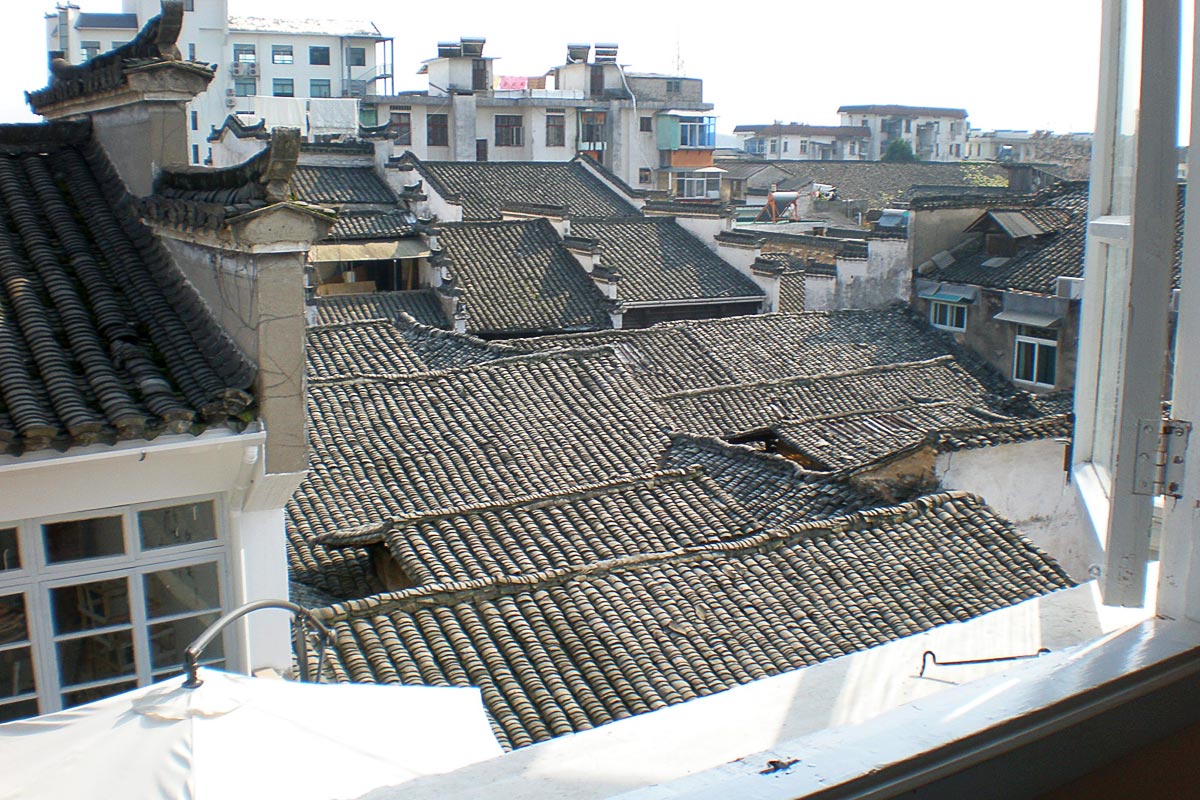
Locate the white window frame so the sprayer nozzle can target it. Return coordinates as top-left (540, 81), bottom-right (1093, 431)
top-left (1073, 0), bottom-right (1181, 608)
top-left (929, 300), bottom-right (967, 332)
top-left (1012, 326), bottom-right (1058, 388)
top-left (271, 44), bottom-right (293, 65)
top-left (0, 495), bottom-right (234, 719)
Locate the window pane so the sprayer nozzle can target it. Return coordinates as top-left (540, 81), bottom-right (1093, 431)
top-left (52, 578), bottom-right (130, 633)
top-left (309, 46), bottom-right (330, 65)
top-left (0, 648), bottom-right (35, 699)
top-left (1037, 344), bottom-right (1058, 386)
top-left (0, 528), bottom-right (19, 572)
top-left (144, 562), bottom-right (221, 619)
top-left (1015, 340), bottom-right (1035, 382)
top-left (43, 516), bottom-right (124, 563)
top-left (149, 612), bottom-right (222, 670)
top-left (138, 501), bottom-right (216, 550)
top-left (0, 697), bottom-right (38, 722)
top-left (57, 630), bottom-right (135, 687)
top-left (62, 679), bottom-right (136, 709)
top-left (1110, 0), bottom-right (1142, 215)
top-left (347, 47), bottom-right (366, 67)
top-left (0, 594), bottom-right (28, 645)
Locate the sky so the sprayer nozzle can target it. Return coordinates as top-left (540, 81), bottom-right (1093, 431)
top-left (2, 0), bottom-right (1105, 136)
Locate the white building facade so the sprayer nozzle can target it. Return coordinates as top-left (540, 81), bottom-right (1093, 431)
top-left (838, 104), bottom-right (969, 161)
top-left (44, 0), bottom-right (393, 164)
top-left (733, 123), bottom-right (871, 161)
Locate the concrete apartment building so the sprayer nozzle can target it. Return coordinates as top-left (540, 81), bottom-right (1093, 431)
top-left (44, 0), bottom-right (393, 165)
top-left (838, 104), bottom-right (969, 161)
top-left (733, 123), bottom-right (871, 161)
top-left (364, 41), bottom-right (718, 197)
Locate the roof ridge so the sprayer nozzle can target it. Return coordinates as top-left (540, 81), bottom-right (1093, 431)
top-left (653, 355), bottom-right (959, 401)
top-left (316, 466), bottom-right (706, 546)
top-left (306, 344), bottom-right (624, 387)
top-left (775, 399), bottom-right (961, 426)
top-left (312, 490), bottom-right (990, 622)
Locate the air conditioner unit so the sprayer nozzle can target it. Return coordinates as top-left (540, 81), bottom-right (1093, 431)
top-left (230, 62), bottom-right (245, 76)
top-left (225, 88), bottom-right (235, 96)
top-left (247, 64), bottom-right (259, 77)
top-left (225, 97), bottom-right (236, 107)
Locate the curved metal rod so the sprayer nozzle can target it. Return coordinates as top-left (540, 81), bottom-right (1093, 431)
top-left (182, 599), bottom-right (335, 689)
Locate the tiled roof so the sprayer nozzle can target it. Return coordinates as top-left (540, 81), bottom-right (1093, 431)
top-left (28, 3), bottom-right (214, 114)
top-left (438, 220), bottom-right (612, 336)
top-left (291, 165), bottom-right (397, 205)
top-left (328, 208), bottom-right (418, 240)
top-left (0, 123), bottom-right (254, 453)
top-left (779, 271), bottom-right (806, 311)
top-left (310, 290), bottom-right (449, 328)
top-left (570, 218), bottom-right (763, 304)
top-left (309, 491), bottom-right (1073, 750)
top-left (404, 156), bottom-right (638, 220)
top-left (305, 318), bottom-right (521, 381)
top-left (838, 105), bottom-right (968, 119)
top-left (510, 309), bottom-right (965, 396)
top-left (653, 357), bottom-right (1001, 438)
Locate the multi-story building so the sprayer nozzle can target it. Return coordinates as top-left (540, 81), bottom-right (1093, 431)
top-left (733, 123), bottom-right (871, 161)
top-left (966, 129), bottom-right (1094, 180)
top-left (364, 40), bottom-right (718, 197)
top-left (838, 104), bottom-right (969, 161)
top-left (44, 0), bottom-right (394, 165)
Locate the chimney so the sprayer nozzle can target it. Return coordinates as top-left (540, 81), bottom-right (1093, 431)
top-left (27, 1), bottom-right (214, 195)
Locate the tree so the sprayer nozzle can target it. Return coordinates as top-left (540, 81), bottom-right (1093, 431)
top-left (882, 139), bottom-right (917, 162)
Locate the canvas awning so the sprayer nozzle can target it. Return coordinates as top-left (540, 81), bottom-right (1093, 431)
top-left (993, 308), bottom-right (1063, 328)
top-left (309, 239), bottom-right (431, 263)
top-left (918, 283), bottom-right (978, 303)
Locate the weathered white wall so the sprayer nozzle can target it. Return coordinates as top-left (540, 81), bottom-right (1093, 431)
top-left (209, 129), bottom-right (269, 167)
top-left (804, 272), bottom-right (837, 310)
top-left (833, 237), bottom-right (911, 309)
top-left (937, 438), bottom-right (1096, 581)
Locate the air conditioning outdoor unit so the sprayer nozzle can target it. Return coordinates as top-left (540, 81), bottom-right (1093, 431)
top-left (225, 97), bottom-right (236, 107)
top-left (230, 62), bottom-right (244, 76)
top-left (225, 88), bottom-right (235, 96)
top-left (247, 64), bottom-right (259, 77)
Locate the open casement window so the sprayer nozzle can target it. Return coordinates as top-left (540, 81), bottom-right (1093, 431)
top-left (1074, 0), bottom-right (1181, 607)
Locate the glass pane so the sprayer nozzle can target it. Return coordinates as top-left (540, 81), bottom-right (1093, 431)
top-left (1015, 340), bottom-right (1035, 382)
top-left (1037, 344), bottom-right (1058, 386)
top-left (144, 562), bottom-right (221, 619)
top-left (62, 679), bottom-right (136, 709)
top-left (0, 647), bottom-right (35, 698)
top-left (0, 594), bottom-right (28, 645)
top-left (43, 516), bottom-right (124, 563)
top-left (52, 578), bottom-right (130, 633)
top-left (1110, 0), bottom-right (1143, 215)
top-left (57, 630), bottom-right (135, 687)
top-left (138, 501), bottom-right (216, 550)
top-left (149, 612), bottom-right (221, 670)
top-left (0, 697), bottom-right (38, 723)
top-left (1093, 244), bottom-right (1131, 477)
top-left (0, 528), bottom-right (18, 572)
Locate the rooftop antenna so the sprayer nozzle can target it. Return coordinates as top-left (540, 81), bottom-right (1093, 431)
top-left (674, 30), bottom-right (685, 74)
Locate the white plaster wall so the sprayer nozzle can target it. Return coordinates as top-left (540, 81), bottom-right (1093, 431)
top-left (673, 215), bottom-right (727, 255)
top-left (228, 506), bottom-right (293, 670)
top-left (937, 438), bottom-right (1096, 582)
top-left (209, 129), bottom-right (268, 167)
top-left (804, 273), bottom-right (837, 310)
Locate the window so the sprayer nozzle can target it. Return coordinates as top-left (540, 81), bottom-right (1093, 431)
top-left (183, 0), bottom-right (194, 9)
top-left (783, 141), bottom-right (789, 153)
top-left (347, 47), bottom-right (366, 68)
top-left (929, 301), bottom-right (966, 332)
top-left (191, 144), bottom-right (199, 164)
top-left (233, 77), bottom-right (255, 97)
top-left (904, 119), bottom-right (912, 133)
top-left (579, 111), bottom-right (606, 145)
top-left (111, 41), bottom-right (128, 49)
top-left (187, 43), bottom-right (195, 61)
top-left (678, 116), bottom-right (716, 148)
top-left (666, 79), bottom-right (682, 93)
top-left (310, 79), bottom-right (331, 98)
top-left (391, 110), bottom-right (412, 145)
top-left (271, 45), bottom-right (293, 65)
top-left (495, 115), bottom-right (524, 147)
top-left (190, 110), bottom-right (197, 131)
top-left (359, 107), bottom-right (378, 127)
top-left (546, 113), bottom-right (565, 147)
top-left (1013, 325), bottom-right (1057, 387)
top-left (640, 116), bottom-right (653, 133)
top-left (427, 113), bottom-right (448, 147)
top-left (850, 142), bottom-right (857, 155)
top-left (0, 499), bottom-right (230, 721)
top-left (80, 41), bottom-right (100, 61)
top-left (769, 140), bottom-right (778, 154)
top-left (309, 46), bottom-right (330, 66)
top-left (861, 118), bottom-right (868, 127)
top-left (272, 79), bottom-right (294, 97)
top-left (638, 168), bottom-right (652, 185)
top-left (677, 171), bottom-right (721, 199)
top-left (232, 44), bottom-right (255, 63)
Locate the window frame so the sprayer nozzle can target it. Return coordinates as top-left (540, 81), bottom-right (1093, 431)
top-left (271, 45), bottom-right (293, 65)
top-left (427, 114), bottom-right (449, 147)
top-left (233, 77), bottom-right (256, 97)
top-left (494, 114), bottom-right (525, 147)
top-left (391, 110), bottom-right (412, 146)
top-left (232, 44), bottom-right (255, 64)
top-left (309, 46), bottom-right (330, 66)
top-left (929, 300), bottom-right (967, 332)
top-left (0, 495), bottom-right (233, 719)
top-left (546, 113), bottom-right (566, 147)
top-left (346, 46), bottom-right (366, 68)
top-left (309, 79), bottom-right (331, 99)
top-left (1012, 326), bottom-right (1058, 388)
top-left (272, 78), bottom-right (294, 98)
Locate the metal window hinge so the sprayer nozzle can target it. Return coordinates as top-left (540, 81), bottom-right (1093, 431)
top-left (1133, 418), bottom-right (1192, 498)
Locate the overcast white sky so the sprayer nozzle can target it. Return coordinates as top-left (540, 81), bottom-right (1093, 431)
top-left (2, 0), bottom-right (1105, 135)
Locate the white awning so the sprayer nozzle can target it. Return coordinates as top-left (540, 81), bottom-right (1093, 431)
top-left (918, 284), bottom-right (977, 303)
top-left (993, 309), bottom-right (1063, 327)
top-left (309, 239), bottom-right (431, 263)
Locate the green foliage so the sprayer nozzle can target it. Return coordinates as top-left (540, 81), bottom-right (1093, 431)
top-left (882, 139), bottom-right (917, 162)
